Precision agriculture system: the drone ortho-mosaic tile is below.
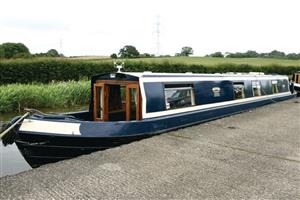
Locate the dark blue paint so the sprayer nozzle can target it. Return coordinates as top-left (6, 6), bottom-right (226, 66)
top-left (194, 81), bottom-right (234, 105)
top-left (144, 82), bottom-right (165, 113)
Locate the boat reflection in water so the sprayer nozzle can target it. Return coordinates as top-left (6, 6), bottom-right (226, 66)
top-left (3, 71), bottom-right (295, 168)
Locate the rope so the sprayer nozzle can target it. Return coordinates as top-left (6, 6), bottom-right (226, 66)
top-left (0, 112), bottom-right (30, 140)
top-left (24, 108), bottom-right (47, 115)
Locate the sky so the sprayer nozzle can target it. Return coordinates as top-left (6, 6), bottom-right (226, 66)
top-left (0, 0), bottom-right (299, 56)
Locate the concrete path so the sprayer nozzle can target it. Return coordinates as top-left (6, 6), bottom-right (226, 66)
top-left (0, 99), bottom-right (299, 199)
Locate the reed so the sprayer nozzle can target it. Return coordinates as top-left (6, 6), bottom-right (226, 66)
top-left (0, 81), bottom-right (90, 113)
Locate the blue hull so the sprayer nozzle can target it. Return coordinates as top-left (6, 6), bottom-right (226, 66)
top-left (16, 94), bottom-right (294, 167)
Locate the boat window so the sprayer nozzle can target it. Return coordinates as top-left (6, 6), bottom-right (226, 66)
top-left (164, 86), bottom-right (195, 110)
top-left (252, 81), bottom-right (261, 97)
top-left (271, 80), bottom-right (279, 94)
top-left (278, 79), bottom-right (289, 93)
top-left (233, 83), bottom-right (245, 99)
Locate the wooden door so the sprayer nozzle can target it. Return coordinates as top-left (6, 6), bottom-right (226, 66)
top-left (126, 84), bottom-right (141, 121)
top-left (93, 83), bottom-right (104, 121)
top-left (94, 81), bottom-right (141, 121)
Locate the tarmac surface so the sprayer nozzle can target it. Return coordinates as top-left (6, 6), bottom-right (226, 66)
top-left (0, 98), bottom-right (299, 199)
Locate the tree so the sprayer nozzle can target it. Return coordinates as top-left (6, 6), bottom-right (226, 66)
top-left (180, 46), bottom-right (193, 56)
top-left (0, 46), bottom-right (4, 58)
top-left (0, 42), bottom-right (30, 58)
top-left (244, 50), bottom-right (259, 58)
top-left (140, 53), bottom-right (154, 58)
top-left (110, 53), bottom-right (118, 59)
top-left (46, 49), bottom-right (60, 57)
top-left (268, 50), bottom-right (285, 58)
top-left (286, 53), bottom-right (300, 60)
top-left (209, 52), bottom-right (224, 58)
top-left (118, 45), bottom-right (140, 58)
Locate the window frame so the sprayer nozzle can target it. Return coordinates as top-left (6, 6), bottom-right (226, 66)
top-left (271, 80), bottom-right (279, 94)
top-left (164, 85), bottom-right (196, 110)
top-left (252, 81), bottom-right (262, 97)
top-left (233, 82), bottom-right (245, 99)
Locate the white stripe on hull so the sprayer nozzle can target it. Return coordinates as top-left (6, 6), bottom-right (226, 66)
top-left (19, 119), bottom-right (81, 135)
top-left (293, 83), bottom-right (300, 88)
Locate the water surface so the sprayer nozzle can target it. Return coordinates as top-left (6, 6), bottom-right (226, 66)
top-left (0, 105), bottom-right (89, 178)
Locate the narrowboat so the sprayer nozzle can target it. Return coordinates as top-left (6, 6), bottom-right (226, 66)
top-left (5, 71), bottom-right (295, 167)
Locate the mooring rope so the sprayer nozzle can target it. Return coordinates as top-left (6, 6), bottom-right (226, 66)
top-left (0, 108), bottom-right (49, 142)
top-left (0, 112), bottom-right (30, 140)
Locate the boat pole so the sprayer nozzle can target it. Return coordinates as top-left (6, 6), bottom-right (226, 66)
top-left (0, 112), bottom-right (30, 140)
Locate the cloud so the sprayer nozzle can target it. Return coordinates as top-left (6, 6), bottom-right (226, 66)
top-left (0, 17), bottom-right (69, 32)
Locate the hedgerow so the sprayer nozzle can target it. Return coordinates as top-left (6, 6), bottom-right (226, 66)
top-left (1, 59), bottom-right (300, 84)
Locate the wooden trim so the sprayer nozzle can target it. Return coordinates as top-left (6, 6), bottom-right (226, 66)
top-left (126, 83), bottom-right (141, 121)
top-left (126, 86), bottom-right (130, 121)
top-left (93, 83), bottom-right (104, 121)
top-left (93, 84), bottom-right (97, 120)
top-left (103, 85), bottom-right (109, 121)
top-left (139, 89), bottom-right (142, 120)
top-left (93, 80), bottom-right (142, 121)
top-left (96, 80), bottom-right (138, 85)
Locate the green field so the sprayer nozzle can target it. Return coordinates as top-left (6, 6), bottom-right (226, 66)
top-left (9, 56), bottom-right (299, 66)
top-left (121, 57), bottom-right (300, 67)
top-left (2, 56), bottom-right (300, 67)
top-left (64, 56), bottom-right (300, 66)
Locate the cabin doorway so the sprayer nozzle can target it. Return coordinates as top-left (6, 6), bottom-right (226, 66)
top-left (93, 81), bottom-right (141, 121)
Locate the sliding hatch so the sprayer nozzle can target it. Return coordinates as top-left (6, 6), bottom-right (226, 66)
top-left (93, 81), bottom-right (141, 121)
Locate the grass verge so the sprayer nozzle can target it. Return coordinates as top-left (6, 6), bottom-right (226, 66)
top-left (0, 81), bottom-right (90, 113)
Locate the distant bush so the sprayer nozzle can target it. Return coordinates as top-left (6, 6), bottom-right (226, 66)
top-left (110, 53), bottom-right (118, 59)
top-left (139, 53), bottom-right (155, 58)
top-left (226, 50), bottom-right (300, 60)
top-left (208, 52), bottom-right (224, 58)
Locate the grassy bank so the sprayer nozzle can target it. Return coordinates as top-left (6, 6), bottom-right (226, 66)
top-left (129, 57), bottom-right (300, 67)
top-left (0, 81), bottom-right (90, 113)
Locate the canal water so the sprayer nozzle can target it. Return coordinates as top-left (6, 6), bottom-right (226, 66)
top-left (0, 105), bottom-right (88, 178)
